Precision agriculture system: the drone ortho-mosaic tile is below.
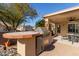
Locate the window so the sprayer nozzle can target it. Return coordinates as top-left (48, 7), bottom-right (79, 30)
top-left (68, 23), bottom-right (79, 33)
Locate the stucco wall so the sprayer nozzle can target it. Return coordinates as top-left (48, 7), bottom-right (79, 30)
top-left (58, 21), bottom-right (79, 36)
top-left (59, 22), bottom-right (68, 36)
top-left (17, 37), bottom-right (36, 56)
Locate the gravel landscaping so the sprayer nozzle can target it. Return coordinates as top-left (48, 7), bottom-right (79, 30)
top-left (0, 45), bottom-right (20, 56)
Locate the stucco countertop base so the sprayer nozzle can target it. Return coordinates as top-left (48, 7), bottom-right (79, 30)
top-left (3, 31), bottom-right (41, 56)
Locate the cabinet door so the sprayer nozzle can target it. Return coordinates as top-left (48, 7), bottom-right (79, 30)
top-left (36, 36), bottom-right (44, 55)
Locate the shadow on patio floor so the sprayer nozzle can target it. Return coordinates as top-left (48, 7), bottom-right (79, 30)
top-left (44, 39), bottom-right (57, 51)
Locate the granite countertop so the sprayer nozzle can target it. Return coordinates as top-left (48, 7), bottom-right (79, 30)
top-left (3, 31), bottom-right (41, 39)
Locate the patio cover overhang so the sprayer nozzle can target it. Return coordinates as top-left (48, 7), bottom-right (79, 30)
top-left (44, 6), bottom-right (79, 23)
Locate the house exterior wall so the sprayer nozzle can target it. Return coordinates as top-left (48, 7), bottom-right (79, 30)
top-left (44, 18), bottom-right (68, 36)
top-left (48, 20), bottom-right (79, 36)
top-left (59, 22), bottom-right (68, 36)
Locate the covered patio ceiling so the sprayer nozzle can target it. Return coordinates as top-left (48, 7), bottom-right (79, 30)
top-left (44, 6), bottom-right (79, 23)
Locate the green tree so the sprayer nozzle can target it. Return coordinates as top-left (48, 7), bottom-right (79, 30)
top-left (0, 3), bottom-right (37, 31)
top-left (0, 3), bottom-right (37, 46)
top-left (35, 19), bottom-right (45, 27)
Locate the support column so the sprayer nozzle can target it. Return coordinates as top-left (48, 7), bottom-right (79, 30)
top-left (60, 22), bottom-right (68, 36)
top-left (55, 23), bottom-right (58, 35)
top-left (44, 18), bottom-right (49, 30)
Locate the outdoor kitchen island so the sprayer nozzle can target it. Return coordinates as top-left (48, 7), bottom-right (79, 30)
top-left (3, 31), bottom-right (43, 56)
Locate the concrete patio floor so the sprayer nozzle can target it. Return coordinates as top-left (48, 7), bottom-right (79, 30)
top-left (39, 36), bottom-right (79, 56)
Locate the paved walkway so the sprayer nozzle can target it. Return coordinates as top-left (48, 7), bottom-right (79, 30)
top-left (39, 36), bottom-right (79, 56)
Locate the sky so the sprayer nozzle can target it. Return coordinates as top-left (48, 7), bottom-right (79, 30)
top-left (26, 3), bottom-right (79, 26)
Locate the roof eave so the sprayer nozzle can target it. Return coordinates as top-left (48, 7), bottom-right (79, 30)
top-left (43, 6), bottom-right (79, 18)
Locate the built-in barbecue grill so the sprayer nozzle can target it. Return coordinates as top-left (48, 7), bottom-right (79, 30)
top-left (35, 27), bottom-right (50, 36)
top-left (35, 27), bottom-right (52, 55)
